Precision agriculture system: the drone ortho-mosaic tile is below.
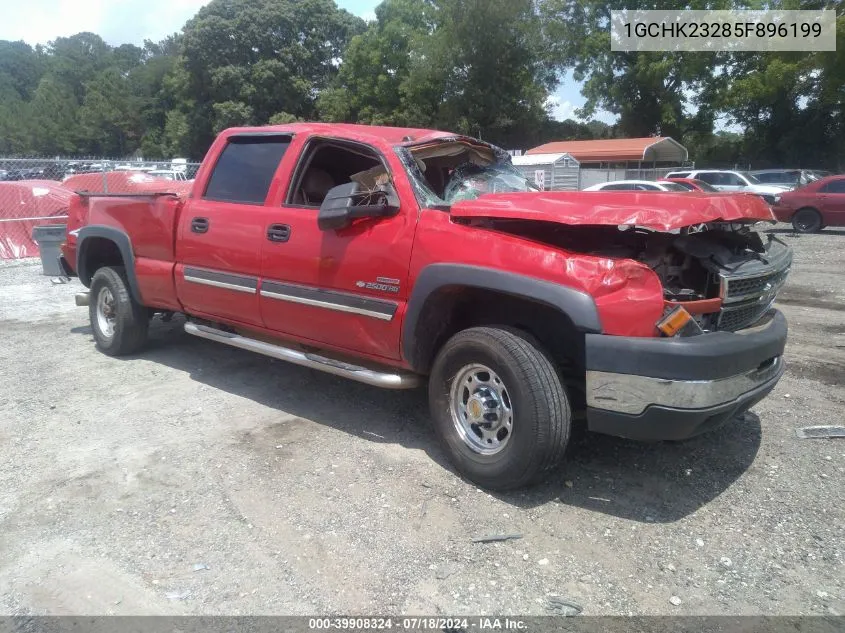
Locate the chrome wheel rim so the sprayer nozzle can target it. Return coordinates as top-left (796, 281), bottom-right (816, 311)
top-left (449, 363), bottom-right (513, 455)
top-left (96, 286), bottom-right (117, 338)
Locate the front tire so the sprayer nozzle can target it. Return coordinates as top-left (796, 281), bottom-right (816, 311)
top-left (428, 327), bottom-right (571, 490)
top-left (792, 207), bottom-right (822, 233)
top-left (89, 266), bottom-right (149, 356)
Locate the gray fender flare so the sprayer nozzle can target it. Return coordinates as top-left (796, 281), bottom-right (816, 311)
top-left (76, 225), bottom-right (142, 304)
top-left (401, 263), bottom-right (602, 370)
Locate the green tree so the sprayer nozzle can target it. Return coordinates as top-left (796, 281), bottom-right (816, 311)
top-left (47, 32), bottom-right (112, 102)
top-left (323, 0), bottom-right (554, 146)
top-left (318, 0), bottom-right (436, 123)
top-left (175, 0), bottom-right (365, 156)
top-left (715, 3), bottom-right (845, 168)
top-left (542, 0), bottom-right (740, 140)
top-left (28, 75), bottom-right (80, 155)
top-left (78, 67), bottom-right (143, 155)
top-left (211, 101), bottom-right (254, 133)
top-left (0, 40), bottom-right (42, 100)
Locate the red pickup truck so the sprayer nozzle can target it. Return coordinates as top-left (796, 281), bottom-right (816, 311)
top-left (59, 123), bottom-right (791, 490)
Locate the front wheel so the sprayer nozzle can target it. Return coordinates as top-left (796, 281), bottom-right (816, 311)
top-left (89, 266), bottom-right (149, 356)
top-left (428, 327), bottom-right (571, 490)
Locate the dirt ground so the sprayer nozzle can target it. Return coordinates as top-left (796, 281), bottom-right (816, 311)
top-left (0, 225), bottom-right (842, 617)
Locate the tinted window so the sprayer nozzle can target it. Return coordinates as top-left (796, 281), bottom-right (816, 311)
top-left (667, 172), bottom-right (690, 178)
top-left (821, 179), bottom-right (845, 193)
top-left (696, 172), bottom-right (720, 185)
top-left (603, 183), bottom-right (637, 190)
top-left (661, 182), bottom-right (689, 192)
top-left (754, 173), bottom-right (778, 183)
top-left (668, 181), bottom-right (694, 190)
top-left (691, 180), bottom-right (719, 192)
top-left (204, 135), bottom-right (291, 204)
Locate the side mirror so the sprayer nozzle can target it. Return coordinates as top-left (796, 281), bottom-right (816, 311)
top-left (317, 181), bottom-right (400, 231)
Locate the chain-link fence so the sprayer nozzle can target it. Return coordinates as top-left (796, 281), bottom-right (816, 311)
top-left (0, 157), bottom-right (201, 259)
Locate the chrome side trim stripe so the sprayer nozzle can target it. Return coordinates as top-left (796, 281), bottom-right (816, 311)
top-left (183, 266), bottom-right (258, 294)
top-left (260, 280), bottom-right (398, 321)
top-left (184, 276), bottom-right (257, 294)
top-left (180, 267), bottom-right (398, 320)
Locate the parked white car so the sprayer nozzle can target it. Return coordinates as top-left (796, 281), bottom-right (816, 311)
top-left (583, 179), bottom-right (691, 192)
top-left (664, 169), bottom-right (787, 204)
top-left (149, 170), bottom-right (188, 181)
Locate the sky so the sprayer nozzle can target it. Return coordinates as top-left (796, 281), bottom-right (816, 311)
top-left (0, 0), bottom-right (611, 124)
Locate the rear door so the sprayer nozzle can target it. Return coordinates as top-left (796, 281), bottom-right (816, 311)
top-left (175, 133), bottom-right (291, 326)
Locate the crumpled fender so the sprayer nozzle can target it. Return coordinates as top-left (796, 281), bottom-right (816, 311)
top-left (570, 257), bottom-right (665, 337)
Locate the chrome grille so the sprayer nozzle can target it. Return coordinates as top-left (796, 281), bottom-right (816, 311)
top-left (724, 267), bottom-right (790, 303)
top-left (717, 241), bottom-right (792, 332)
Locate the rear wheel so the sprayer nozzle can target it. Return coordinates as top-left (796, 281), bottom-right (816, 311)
top-left (89, 266), bottom-right (149, 356)
top-left (792, 208), bottom-right (822, 233)
top-left (428, 327), bottom-right (571, 490)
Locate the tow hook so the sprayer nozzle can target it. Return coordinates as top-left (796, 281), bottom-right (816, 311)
top-left (75, 292), bottom-right (90, 307)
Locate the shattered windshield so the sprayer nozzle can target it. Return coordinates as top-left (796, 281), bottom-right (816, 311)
top-left (442, 162), bottom-right (540, 202)
top-left (396, 142), bottom-right (539, 207)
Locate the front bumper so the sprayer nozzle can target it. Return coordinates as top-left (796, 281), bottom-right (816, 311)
top-left (585, 310), bottom-right (787, 441)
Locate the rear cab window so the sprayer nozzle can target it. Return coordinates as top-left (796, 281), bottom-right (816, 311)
top-left (203, 135), bottom-right (291, 204)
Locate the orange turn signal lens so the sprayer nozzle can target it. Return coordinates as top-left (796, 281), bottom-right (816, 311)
top-left (657, 306), bottom-right (693, 337)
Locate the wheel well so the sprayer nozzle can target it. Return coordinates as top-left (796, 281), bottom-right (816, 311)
top-left (410, 287), bottom-right (587, 409)
top-left (79, 237), bottom-right (124, 285)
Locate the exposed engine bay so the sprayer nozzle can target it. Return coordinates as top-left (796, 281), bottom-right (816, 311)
top-left (468, 218), bottom-right (792, 332)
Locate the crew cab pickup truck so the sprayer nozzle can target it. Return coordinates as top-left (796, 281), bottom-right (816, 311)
top-left (60, 123), bottom-right (791, 490)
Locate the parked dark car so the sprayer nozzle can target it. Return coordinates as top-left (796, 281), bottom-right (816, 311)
top-left (0, 163), bottom-right (67, 182)
top-left (771, 174), bottom-right (845, 232)
top-left (751, 169), bottom-right (831, 190)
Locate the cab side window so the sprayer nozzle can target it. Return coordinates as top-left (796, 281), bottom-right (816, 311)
top-left (203, 135), bottom-right (291, 204)
top-left (287, 141), bottom-right (385, 207)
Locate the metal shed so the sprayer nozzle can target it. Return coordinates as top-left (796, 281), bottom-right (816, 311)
top-left (511, 152), bottom-right (581, 191)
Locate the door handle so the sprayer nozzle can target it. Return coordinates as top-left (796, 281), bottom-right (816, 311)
top-left (267, 223), bottom-right (291, 242)
top-left (191, 217), bottom-right (209, 234)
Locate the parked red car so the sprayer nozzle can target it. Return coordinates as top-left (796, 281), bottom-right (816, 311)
top-left (660, 178), bottom-right (719, 192)
top-left (771, 174), bottom-right (845, 232)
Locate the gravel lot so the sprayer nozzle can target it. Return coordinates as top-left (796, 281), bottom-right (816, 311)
top-left (0, 225), bottom-right (842, 617)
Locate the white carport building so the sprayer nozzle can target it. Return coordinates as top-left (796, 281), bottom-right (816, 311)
top-left (511, 152), bottom-right (581, 191)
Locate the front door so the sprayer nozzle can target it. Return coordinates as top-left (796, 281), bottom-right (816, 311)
top-left (175, 133), bottom-right (292, 326)
top-left (259, 137), bottom-right (418, 360)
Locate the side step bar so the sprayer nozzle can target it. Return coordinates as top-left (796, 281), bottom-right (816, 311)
top-left (184, 322), bottom-right (421, 390)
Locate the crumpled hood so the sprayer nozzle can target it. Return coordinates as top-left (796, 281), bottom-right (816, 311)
top-left (450, 191), bottom-right (775, 232)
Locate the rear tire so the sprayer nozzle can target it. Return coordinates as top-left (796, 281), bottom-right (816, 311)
top-left (428, 327), bottom-right (571, 490)
top-left (89, 266), bottom-right (149, 356)
top-left (792, 208), bottom-right (822, 233)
